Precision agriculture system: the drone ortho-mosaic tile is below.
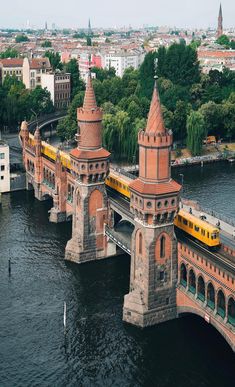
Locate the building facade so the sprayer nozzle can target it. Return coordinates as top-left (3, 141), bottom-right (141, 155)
top-left (41, 72), bottom-right (71, 109)
top-left (103, 49), bottom-right (145, 77)
top-left (0, 141), bottom-right (10, 193)
top-left (23, 57), bottom-right (51, 89)
top-left (0, 59), bottom-right (23, 84)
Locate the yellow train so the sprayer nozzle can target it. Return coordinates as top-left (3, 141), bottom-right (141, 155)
top-left (105, 169), bottom-right (131, 199)
top-left (174, 209), bottom-right (220, 249)
top-left (28, 133), bottom-right (71, 170)
top-left (105, 169), bottom-right (221, 250)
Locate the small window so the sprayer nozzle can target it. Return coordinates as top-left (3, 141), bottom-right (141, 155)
top-left (1, 176), bottom-right (4, 180)
top-left (194, 225), bottom-right (199, 232)
top-left (0, 165), bottom-right (5, 171)
top-left (0, 153), bottom-right (5, 159)
top-left (183, 218), bottom-right (188, 226)
top-left (160, 271), bottom-right (165, 281)
top-left (189, 222), bottom-right (193, 229)
top-left (178, 215), bottom-right (182, 222)
top-left (147, 201), bottom-right (152, 208)
top-left (201, 229), bottom-right (205, 236)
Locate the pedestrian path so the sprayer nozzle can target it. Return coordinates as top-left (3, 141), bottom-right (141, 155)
top-left (182, 203), bottom-right (235, 250)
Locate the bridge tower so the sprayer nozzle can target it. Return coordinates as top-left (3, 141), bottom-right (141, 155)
top-left (20, 120), bottom-right (29, 166)
top-left (33, 126), bottom-right (43, 200)
top-left (123, 80), bottom-right (181, 327)
top-left (65, 70), bottom-right (110, 263)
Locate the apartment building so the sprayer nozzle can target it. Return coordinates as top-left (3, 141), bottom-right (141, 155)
top-left (0, 58), bottom-right (23, 83)
top-left (41, 72), bottom-right (71, 109)
top-left (23, 57), bottom-right (51, 89)
top-left (0, 141), bottom-right (10, 193)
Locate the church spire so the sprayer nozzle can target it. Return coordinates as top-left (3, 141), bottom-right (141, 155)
top-left (145, 80), bottom-right (165, 135)
top-left (217, 3), bottom-right (223, 38)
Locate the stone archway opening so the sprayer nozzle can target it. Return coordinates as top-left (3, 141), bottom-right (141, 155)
top-left (197, 276), bottom-right (205, 302)
top-left (207, 283), bottom-right (215, 310)
top-left (228, 298), bottom-right (235, 327)
top-left (217, 290), bottom-right (226, 319)
top-left (180, 263), bottom-right (187, 288)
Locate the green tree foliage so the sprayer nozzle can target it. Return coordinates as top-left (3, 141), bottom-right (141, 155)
top-left (92, 66), bottom-right (116, 81)
top-left (15, 34), bottom-right (29, 43)
top-left (44, 51), bottom-right (63, 71)
top-left (0, 48), bottom-right (19, 58)
top-left (216, 34), bottom-right (230, 47)
top-left (87, 36), bottom-right (92, 46)
top-left (186, 111), bottom-right (205, 156)
top-left (0, 75), bottom-right (54, 129)
top-left (41, 40), bottom-right (52, 48)
top-left (64, 58), bottom-right (85, 97)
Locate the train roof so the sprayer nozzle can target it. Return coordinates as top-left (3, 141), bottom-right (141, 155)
top-left (108, 169), bottom-right (134, 184)
top-left (178, 209), bottom-right (219, 232)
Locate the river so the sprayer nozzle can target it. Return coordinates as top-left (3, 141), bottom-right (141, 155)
top-left (0, 162), bottom-right (234, 387)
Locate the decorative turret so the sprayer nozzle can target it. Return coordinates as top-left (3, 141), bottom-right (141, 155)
top-left (76, 70), bottom-right (103, 150)
top-left (129, 80), bottom-right (181, 226)
top-left (20, 120), bottom-right (29, 146)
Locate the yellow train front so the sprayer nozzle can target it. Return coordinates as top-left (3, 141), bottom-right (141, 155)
top-left (174, 209), bottom-right (221, 250)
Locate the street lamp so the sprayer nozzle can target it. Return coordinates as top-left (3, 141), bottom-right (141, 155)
top-left (179, 173), bottom-right (184, 208)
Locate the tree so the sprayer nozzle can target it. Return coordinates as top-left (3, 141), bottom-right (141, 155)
top-left (216, 34), bottom-right (230, 47)
top-left (199, 101), bottom-right (223, 135)
top-left (87, 36), bottom-right (92, 46)
top-left (30, 86), bottom-right (54, 116)
top-left (15, 34), bottom-right (29, 43)
top-left (172, 100), bottom-right (190, 141)
top-left (0, 48), bottom-right (19, 58)
top-left (64, 58), bottom-right (85, 97)
top-left (186, 111), bottom-right (205, 156)
top-left (41, 40), bottom-right (52, 48)
top-left (44, 51), bottom-right (62, 71)
top-left (92, 66), bottom-right (116, 81)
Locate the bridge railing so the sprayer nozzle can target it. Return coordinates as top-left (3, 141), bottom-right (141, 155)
top-left (105, 225), bottom-right (131, 255)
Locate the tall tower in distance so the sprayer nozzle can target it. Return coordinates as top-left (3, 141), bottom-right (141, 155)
top-left (217, 3), bottom-right (223, 38)
top-left (123, 79), bottom-right (181, 327)
top-left (88, 18), bottom-right (92, 35)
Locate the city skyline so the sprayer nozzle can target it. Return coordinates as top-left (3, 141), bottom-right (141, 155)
top-left (1, 0), bottom-right (235, 30)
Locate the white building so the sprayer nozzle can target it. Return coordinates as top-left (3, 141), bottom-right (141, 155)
top-left (23, 57), bottom-right (51, 89)
top-left (0, 141), bottom-right (10, 193)
top-left (103, 49), bottom-right (145, 77)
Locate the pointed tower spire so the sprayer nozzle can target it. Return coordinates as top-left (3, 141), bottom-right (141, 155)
top-left (217, 3), bottom-right (223, 38)
top-left (146, 80), bottom-right (165, 134)
top-left (83, 69), bottom-right (97, 110)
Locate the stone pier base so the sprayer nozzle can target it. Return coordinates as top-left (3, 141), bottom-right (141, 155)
top-left (123, 290), bottom-right (177, 328)
top-left (49, 207), bottom-right (67, 223)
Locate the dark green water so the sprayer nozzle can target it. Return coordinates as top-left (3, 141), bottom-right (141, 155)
top-left (0, 162), bottom-right (234, 387)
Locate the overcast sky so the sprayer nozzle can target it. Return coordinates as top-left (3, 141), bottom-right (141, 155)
top-left (1, 0), bottom-right (234, 30)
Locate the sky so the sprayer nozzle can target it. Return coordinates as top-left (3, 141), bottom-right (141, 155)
top-left (1, 0), bottom-right (234, 30)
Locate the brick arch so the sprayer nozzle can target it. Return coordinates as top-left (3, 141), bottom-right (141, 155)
top-left (177, 306), bottom-right (235, 352)
top-left (155, 232), bottom-right (171, 263)
top-left (88, 189), bottom-right (103, 216)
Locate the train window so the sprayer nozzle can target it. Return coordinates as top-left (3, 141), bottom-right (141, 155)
top-left (178, 215), bottom-right (182, 222)
top-left (189, 222), bottom-right (193, 228)
top-left (201, 229), bottom-right (205, 236)
top-left (194, 225), bottom-right (199, 232)
top-left (183, 219), bottom-right (188, 225)
top-left (207, 232), bottom-right (209, 238)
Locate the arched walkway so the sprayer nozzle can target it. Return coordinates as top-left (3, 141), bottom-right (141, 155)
top-left (207, 283), bottom-right (215, 310)
top-left (228, 298), bottom-right (235, 327)
top-left (217, 290), bottom-right (226, 319)
top-left (188, 269), bottom-right (196, 294)
top-left (197, 276), bottom-right (205, 302)
top-left (180, 263), bottom-right (187, 288)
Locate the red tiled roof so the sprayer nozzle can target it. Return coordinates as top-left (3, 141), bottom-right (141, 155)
top-left (198, 50), bottom-right (235, 58)
top-left (0, 58), bottom-right (23, 67)
top-left (129, 178), bottom-right (181, 195)
top-left (146, 81), bottom-right (166, 134)
top-left (30, 57), bottom-right (51, 69)
top-left (70, 148), bottom-right (110, 160)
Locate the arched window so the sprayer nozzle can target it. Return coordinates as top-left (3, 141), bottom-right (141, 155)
top-left (160, 235), bottom-right (165, 258)
top-left (180, 263), bottom-right (187, 287)
top-left (139, 233), bottom-right (142, 255)
top-left (207, 282), bottom-right (215, 310)
top-left (189, 269), bottom-right (196, 294)
top-left (197, 276), bottom-right (205, 302)
top-left (217, 290), bottom-right (226, 318)
top-left (228, 297), bottom-right (235, 327)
